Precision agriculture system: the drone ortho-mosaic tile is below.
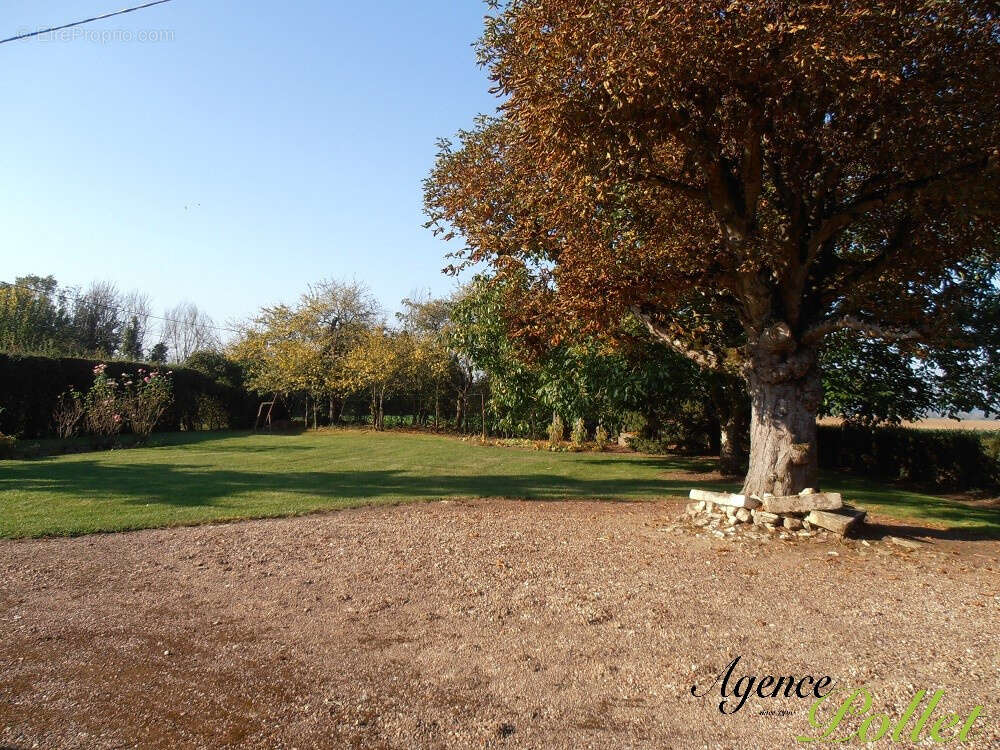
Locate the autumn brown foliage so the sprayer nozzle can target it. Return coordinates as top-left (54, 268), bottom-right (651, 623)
top-left (426, 0), bottom-right (1000, 494)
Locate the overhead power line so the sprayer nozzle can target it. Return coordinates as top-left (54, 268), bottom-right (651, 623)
top-left (0, 0), bottom-right (174, 46)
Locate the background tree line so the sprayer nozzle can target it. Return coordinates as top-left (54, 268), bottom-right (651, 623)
top-left (0, 274), bottom-right (220, 363)
top-left (3, 271), bottom-right (997, 481)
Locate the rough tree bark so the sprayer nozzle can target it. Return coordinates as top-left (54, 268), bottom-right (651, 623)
top-left (710, 376), bottom-right (750, 477)
top-left (740, 346), bottom-right (822, 497)
top-left (719, 414), bottom-right (749, 477)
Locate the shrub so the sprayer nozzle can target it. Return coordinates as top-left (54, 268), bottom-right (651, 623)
top-left (817, 424), bottom-right (1000, 491)
top-left (194, 394), bottom-right (230, 430)
top-left (0, 432), bottom-right (15, 458)
top-left (594, 424), bottom-right (609, 451)
top-left (121, 368), bottom-right (174, 442)
top-left (547, 413), bottom-right (565, 449)
top-left (184, 350), bottom-right (245, 389)
top-left (83, 364), bottom-right (124, 447)
top-left (0, 353), bottom-right (256, 438)
top-left (983, 432), bottom-right (1000, 464)
top-left (52, 389), bottom-right (85, 439)
top-left (571, 417), bottom-right (587, 448)
top-left (625, 436), bottom-right (674, 455)
top-left (621, 411), bottom-right (647, 435)
top-left (0, 406), bottom-right (13, 457)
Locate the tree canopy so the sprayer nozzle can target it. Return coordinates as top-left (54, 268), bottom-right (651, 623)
top-left (426, 0), bottom-right (1000, 494)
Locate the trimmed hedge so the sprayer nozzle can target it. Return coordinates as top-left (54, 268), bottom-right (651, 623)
top-left (0, 353), bottom-right (257, 438)
top-left (818, 424), bottom-right (1000, 491)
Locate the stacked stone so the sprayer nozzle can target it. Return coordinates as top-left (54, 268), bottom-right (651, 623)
top-left (681, 488), bottom-right (867, 537)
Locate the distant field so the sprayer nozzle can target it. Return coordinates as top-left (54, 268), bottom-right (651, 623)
top-left (819, 417), bottom-right (1000, 431)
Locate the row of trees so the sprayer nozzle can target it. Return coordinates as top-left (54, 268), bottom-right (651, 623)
top-left (223, 271), bottom-right (998, 478)
top-left (226, 281), bottom-right (473, 431)
top-left (447, 271), bottom-right (999, 472)
top-left (4, 266), bottom-right (996, 477)
top-left (0, 274), bottom-right (220, 363)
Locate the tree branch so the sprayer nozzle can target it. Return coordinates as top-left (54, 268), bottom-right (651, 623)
top-left (741, 106), bottom-right (765, 219)
top-left (631, 307), bottom-right (725, 372)
top-left (806, 156), bottom-right (994, 256)
top-left (801, 316), bottom-right (922, 346)
top-left (644, 173), bottom-right (709, 204)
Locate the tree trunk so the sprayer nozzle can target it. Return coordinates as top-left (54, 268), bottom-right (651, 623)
top-left (378, 390), bottom-right (385, 431)
top-left (719, 415), bottom-right (748, 476)
top-left (710, 375), bottom-right (750, 477)
top-left (741, 351), bottom-right (821, 497)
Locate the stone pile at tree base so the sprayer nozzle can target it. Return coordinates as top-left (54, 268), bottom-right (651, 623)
top-left (681, 488), bottom-right (868, 538)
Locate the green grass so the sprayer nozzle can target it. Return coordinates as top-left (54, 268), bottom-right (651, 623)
top-left (1, 430), bottom-right (997, 539)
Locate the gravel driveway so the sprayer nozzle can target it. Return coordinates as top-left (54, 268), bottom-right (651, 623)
top-left (2, 499), bottom-right (998, 748)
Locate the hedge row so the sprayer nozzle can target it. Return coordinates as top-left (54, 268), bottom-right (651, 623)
top-left (818, 424), bottom-right (1000, 491)
top-left (0, 353), bottom-right (258, 438)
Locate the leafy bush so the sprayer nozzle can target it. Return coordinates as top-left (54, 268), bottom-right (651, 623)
top-left (194, 394), bottom-right (230, 430)
top-left (0, 432), bottom-right (15, 458)
top-left (817, 424), bottom-right (1000, 491)
top-left (184, 350), bottom-right (245, 389)
top-left (0, 353), bottom-right (255, 438)
top-left (83, 363), bottom-right (124, 447)
top-left (121, 368), bottom-right (174, 441)
top-left (625, 436), bottom-right (675, 455)
top-left (52, 388), bottom-right (85, 438)
top-left (983, 432), bottom-right (1000, 464)
top-left (594, 424), bottom-right (609, 451)
top-left (547, 413), bottom-right (565, 449)
top-left (571, 417), bottom-right (587, 448)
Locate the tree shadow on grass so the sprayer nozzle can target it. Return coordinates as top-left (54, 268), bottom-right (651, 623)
top-left (573, 455), bottom-right (721, 473)
top-left (818, 473), bottom-right (1000, 540)
top-left (2, 454), bottom-right (997, 540)
top-left (0, 460), bottom-right (687, 509)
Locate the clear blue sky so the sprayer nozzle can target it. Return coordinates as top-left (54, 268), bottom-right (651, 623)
top-left (0, 0), bottom-right (496, 331)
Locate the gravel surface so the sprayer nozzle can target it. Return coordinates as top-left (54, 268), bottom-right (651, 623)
top-left (2, 499), bottom-right (998, 749)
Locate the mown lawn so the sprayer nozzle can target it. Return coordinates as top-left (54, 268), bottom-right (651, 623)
top-left (1, 430), bottom-right (997, 538)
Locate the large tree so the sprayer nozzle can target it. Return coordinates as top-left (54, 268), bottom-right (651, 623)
top-left (425, 1), bottom-right (1000, 495)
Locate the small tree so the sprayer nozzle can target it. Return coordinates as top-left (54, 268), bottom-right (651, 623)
top-left (342, 327), bottom-right (415, 431)
top-left (594, 424), bottom-right (609, 451)
top-left (120, 316), bottom-right (144, 360)
top-left (571, 417), bottom-right (587, 448)
top-left (148, 343), bottom-right (168, 364)
top-left (547, 413), bottom-right (564, 449)
top-left (229, 279), bottom-right (382, 425)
